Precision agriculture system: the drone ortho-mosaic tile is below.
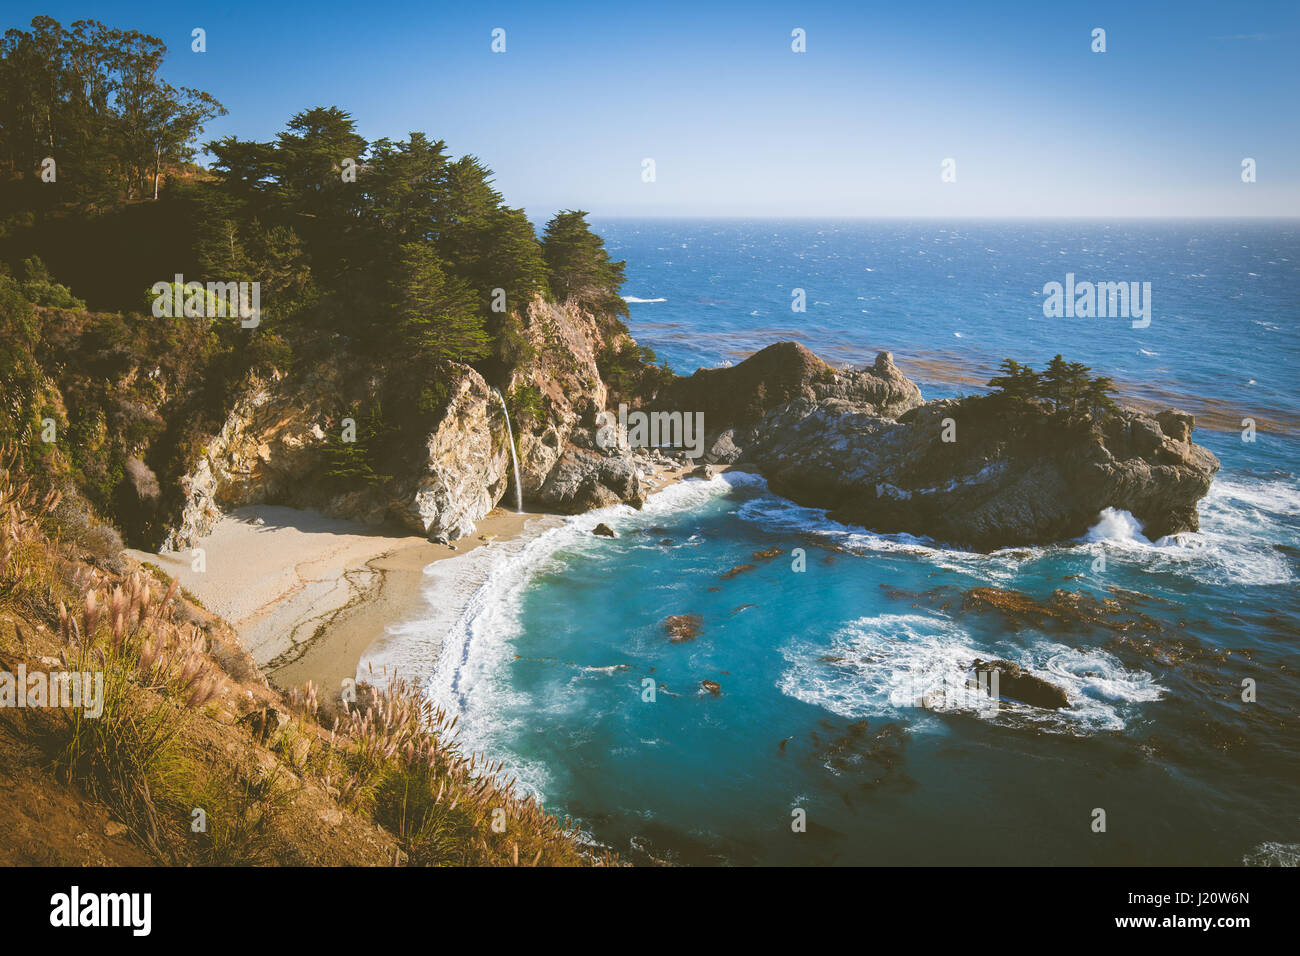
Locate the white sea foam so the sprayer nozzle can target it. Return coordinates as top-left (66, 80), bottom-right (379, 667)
top-left (1085, 507), bottom-right (1151, 544)
top-left (393, 468), bottom-right (1292, 796)
top-left (1078, 487), bottom-right (1296, 586)
top-left (1243, 842), bottom-right (1300, 867)
top-left (622, 296), bottom-right (667, 303)
top-left (776, 613), bottom-right (1161, 734)
top-left (400, 471), bottom-right (757, 798)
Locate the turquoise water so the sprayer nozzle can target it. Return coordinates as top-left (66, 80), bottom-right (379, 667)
top-left (392, 221), bottom-right (1300, 865)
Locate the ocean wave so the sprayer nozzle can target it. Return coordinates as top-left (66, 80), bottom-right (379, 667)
top-left (740, 473), bottom-right (1295, 588)
top-left (1243, 842), bottom-right (1300, 866)
top-left (776, 612), bottom-right (1160, 735)
top-left (1211, 477), bottom-right (1300, 516)
top-left (623, 296), bottom-right (667, 303)
top-left (1078, 488), bottom-right (1296, 586)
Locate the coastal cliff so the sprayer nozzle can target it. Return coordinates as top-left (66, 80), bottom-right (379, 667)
top-left (152, 331), bottom-right (1218, 553)
top-left (147, 297), bottom-right (663, 550)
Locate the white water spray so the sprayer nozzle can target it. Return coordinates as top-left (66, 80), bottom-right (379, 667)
top-left (493, 388), bottom-right (523, 513)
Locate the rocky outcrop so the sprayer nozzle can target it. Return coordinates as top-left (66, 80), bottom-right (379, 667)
top-left (719, 347), bottom-right (1218, 550)
top-left (158, 314), bottom-right (1218, 554)
top-left (162, 369), bottom-right (330, 550)
top-left (972, 659), bottom-right (1070, 710)
top-left (387, 370), bottom-right (510, 541)
top-left (160, 298), bottom-right (657, 550)
top-left (503, 298), bottom-right (657, 513)
top-left (653, 342), bottom-right (923, 464)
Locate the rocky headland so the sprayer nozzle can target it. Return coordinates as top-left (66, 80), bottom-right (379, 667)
top-left (657, 341), bottom-right (1220, 550)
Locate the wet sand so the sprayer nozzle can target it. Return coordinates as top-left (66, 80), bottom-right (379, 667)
top-left (130, 505), bottom-right (540, 697)
top-left (268, 508), bottom-right (542, 699)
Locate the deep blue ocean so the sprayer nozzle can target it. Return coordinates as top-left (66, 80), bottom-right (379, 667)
top-left (370, 220), bottom-right (1300, 865)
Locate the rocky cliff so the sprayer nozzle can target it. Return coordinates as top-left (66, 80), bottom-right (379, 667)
top-left (157, 361), bottom-right (515, 549)
top-left (154, 297), bottom-right (663, 549)
top-left (150, 318), bottom-right (1217, 552)
top-left (662, 342), bottom-right (1219, 549)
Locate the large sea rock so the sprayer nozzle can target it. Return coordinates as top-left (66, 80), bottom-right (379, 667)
top-left (652, 341), bottom-right (1219, 550)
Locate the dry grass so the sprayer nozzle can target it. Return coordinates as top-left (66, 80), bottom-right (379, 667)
top-left (0, 449), bottom-right (612, 866)
top-left (291, 677), bottom-right (616, 866)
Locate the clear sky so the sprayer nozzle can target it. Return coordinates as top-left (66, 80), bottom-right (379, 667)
top-left (8, 0), bottom-right (1300, 218)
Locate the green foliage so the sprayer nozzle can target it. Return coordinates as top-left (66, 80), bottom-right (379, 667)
top-left (322, 405), bottom-right (393, 487)
top-left (987, 354), bottom-right (1118, 422)
top-left (0, 16), bottom-right (225, 210)
top-left (396, 243), bottom-right (490, 365)
top-left (508, 383), bottom-right (545, 430)
top-left (19, 256), bottom-right (85, 309)
top-left (541, 210), bottom-right (628, 317)
top-left (598, 339), bottom-right (672, 401)
top-left (0, 273), bottom-right (43, 449)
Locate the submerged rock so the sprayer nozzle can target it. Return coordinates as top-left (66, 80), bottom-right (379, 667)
top-left (664, 614), bottom-right (702, 642)
top-left (719, 563), bottom-right (756, 579)
top-left (972, 658), bottom-right (1070, 710)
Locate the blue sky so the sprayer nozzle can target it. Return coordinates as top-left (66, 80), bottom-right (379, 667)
top-left (9, 0), bottom-right (1299, 217)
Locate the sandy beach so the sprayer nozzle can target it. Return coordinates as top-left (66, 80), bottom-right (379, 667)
top-left (129, 463), bottom-right (699, 702)
top-left (129, 504), bottom-right (542, 699)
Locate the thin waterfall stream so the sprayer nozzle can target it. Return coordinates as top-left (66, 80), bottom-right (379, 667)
top-left (493, 388), bottom-right (523, 513)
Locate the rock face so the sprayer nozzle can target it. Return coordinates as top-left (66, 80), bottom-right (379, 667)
top-left (388, 370), bottom-right (509, 541)
top-left (504, 298), bottom-right (653, 513)
top-left (157, 318), bottom-right (1219, 554)
top-left (711, 347), bottom-right (1219, 550)
top-left (162, 362), bottom-right (511, 550)
top-left (654, 342), bottom-right (923, 464)
top-left (159, 298), bottom-right (656, 550)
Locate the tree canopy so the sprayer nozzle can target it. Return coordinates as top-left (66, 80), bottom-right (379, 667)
top-left (0, 15), bottom-right (633, 462)
top-left (987, 355), bottom-right (1118, 422)
top-left (0, 16), bottom-right (224, 214)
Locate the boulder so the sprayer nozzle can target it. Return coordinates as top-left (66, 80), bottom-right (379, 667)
top-left (972, 659), bottom-right (1070, 710)
top-left (593, 523), bottom-right (616, 538)
top-left (533, 447), bottom-right (647, 514)
top-left (1156, 409), bottom-right (1194, 443)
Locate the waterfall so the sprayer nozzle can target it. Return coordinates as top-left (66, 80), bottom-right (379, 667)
top-left (492, 388), bottom-right (523, 513)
